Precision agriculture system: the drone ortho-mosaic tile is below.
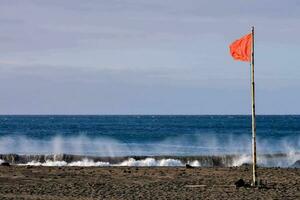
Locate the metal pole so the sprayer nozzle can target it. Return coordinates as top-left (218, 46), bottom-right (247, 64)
top-left (251, 26), bottom-right (257, 186)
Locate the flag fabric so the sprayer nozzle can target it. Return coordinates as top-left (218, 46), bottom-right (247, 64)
top-left (230, 33), bottom-right (252, 62)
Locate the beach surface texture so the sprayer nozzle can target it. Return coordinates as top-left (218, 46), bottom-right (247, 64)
top-left (0, 165), bottom-right (299, 200)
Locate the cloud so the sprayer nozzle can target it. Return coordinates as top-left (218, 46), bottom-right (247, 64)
top-left (1, 0), bottom-right (300, 53)
top-left (0, 0), bottom-right (299, 114)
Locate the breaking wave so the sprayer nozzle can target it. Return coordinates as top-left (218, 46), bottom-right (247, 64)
top-left (19, 158), bottom-right (184, 167)
top-left (1, 153), bottom-right (299, 168)
top-left (21, 159), bottom-right (110, 167)
top-left (117, 158), bottom-right (183, 167)
top-left (0, 133), bottom-right (299, 157)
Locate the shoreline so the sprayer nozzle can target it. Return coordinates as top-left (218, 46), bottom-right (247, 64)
top-left (1, 153), bottom-right (300, 168)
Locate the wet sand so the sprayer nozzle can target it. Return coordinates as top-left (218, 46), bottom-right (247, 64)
top-left (0, 165), bottom-right (299, 200)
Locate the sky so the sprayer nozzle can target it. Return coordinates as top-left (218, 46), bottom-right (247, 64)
top-left (0, 0), bottom-right (300, 114)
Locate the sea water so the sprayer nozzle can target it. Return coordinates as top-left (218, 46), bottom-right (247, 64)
top-left (0, 115), bottom-right (299, 167)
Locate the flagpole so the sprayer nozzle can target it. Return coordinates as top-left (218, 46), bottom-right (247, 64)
top-left (251, 26), bottom-right (257, 186)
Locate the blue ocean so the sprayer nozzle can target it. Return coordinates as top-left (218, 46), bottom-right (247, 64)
top-left (0, 115), bottom-right (299, 155)
top-left (0, 115), bottom-right (299, 167)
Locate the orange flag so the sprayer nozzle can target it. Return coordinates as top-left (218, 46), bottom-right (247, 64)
top-left (230, 33), bottom-right (252, 62)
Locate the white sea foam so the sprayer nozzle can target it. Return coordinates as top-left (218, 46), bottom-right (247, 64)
top-left (19, 158), bottom-right (185, 167)
top-left (23, 160), bottom-right (68, 167)
top-left (188, 160), bottom-right (201, 167)
top-left (117, 158), bottom-right (184, 167)
top-left (232, 155), bottom-right (251, 166)
top-left (68, 159), bottom-right (110, 167)
top-left (20, 159), bottom-right (109, 167)
top-left (0, 159), bottom-right (4, 164)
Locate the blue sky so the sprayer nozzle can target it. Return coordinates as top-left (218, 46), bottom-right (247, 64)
top-left (0, 0), bottom-right (299, 114)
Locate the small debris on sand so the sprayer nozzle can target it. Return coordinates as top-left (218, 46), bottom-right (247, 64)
top-left (0, 162), bottom-right (10, 167)
top-left (185, 164), bottom-right (194, 169)
top-left (234, 179), bottom-right (245, 188)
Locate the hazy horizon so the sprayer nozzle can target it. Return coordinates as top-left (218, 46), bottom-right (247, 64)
top-left (1, 0), bottom-right (299, 115)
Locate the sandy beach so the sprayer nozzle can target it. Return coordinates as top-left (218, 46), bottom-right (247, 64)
top-left (0, 165), bottom-right (299, 200)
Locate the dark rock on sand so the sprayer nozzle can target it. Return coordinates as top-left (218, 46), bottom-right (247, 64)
top-left (0, 162), bottom-right (10, 166)
top-left (185, 164), bottom-right (194, 169)
top-left (234, 179), bottom-right (245, 187)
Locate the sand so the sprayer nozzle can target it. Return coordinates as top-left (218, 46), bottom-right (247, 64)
top-left (0, 165), bottom-right (299, 200)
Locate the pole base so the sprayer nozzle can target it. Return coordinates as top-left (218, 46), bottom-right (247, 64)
top-left (251, 181), bottom-right (257, 187)
top-left (251, 179), bottom-right (265, 188)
